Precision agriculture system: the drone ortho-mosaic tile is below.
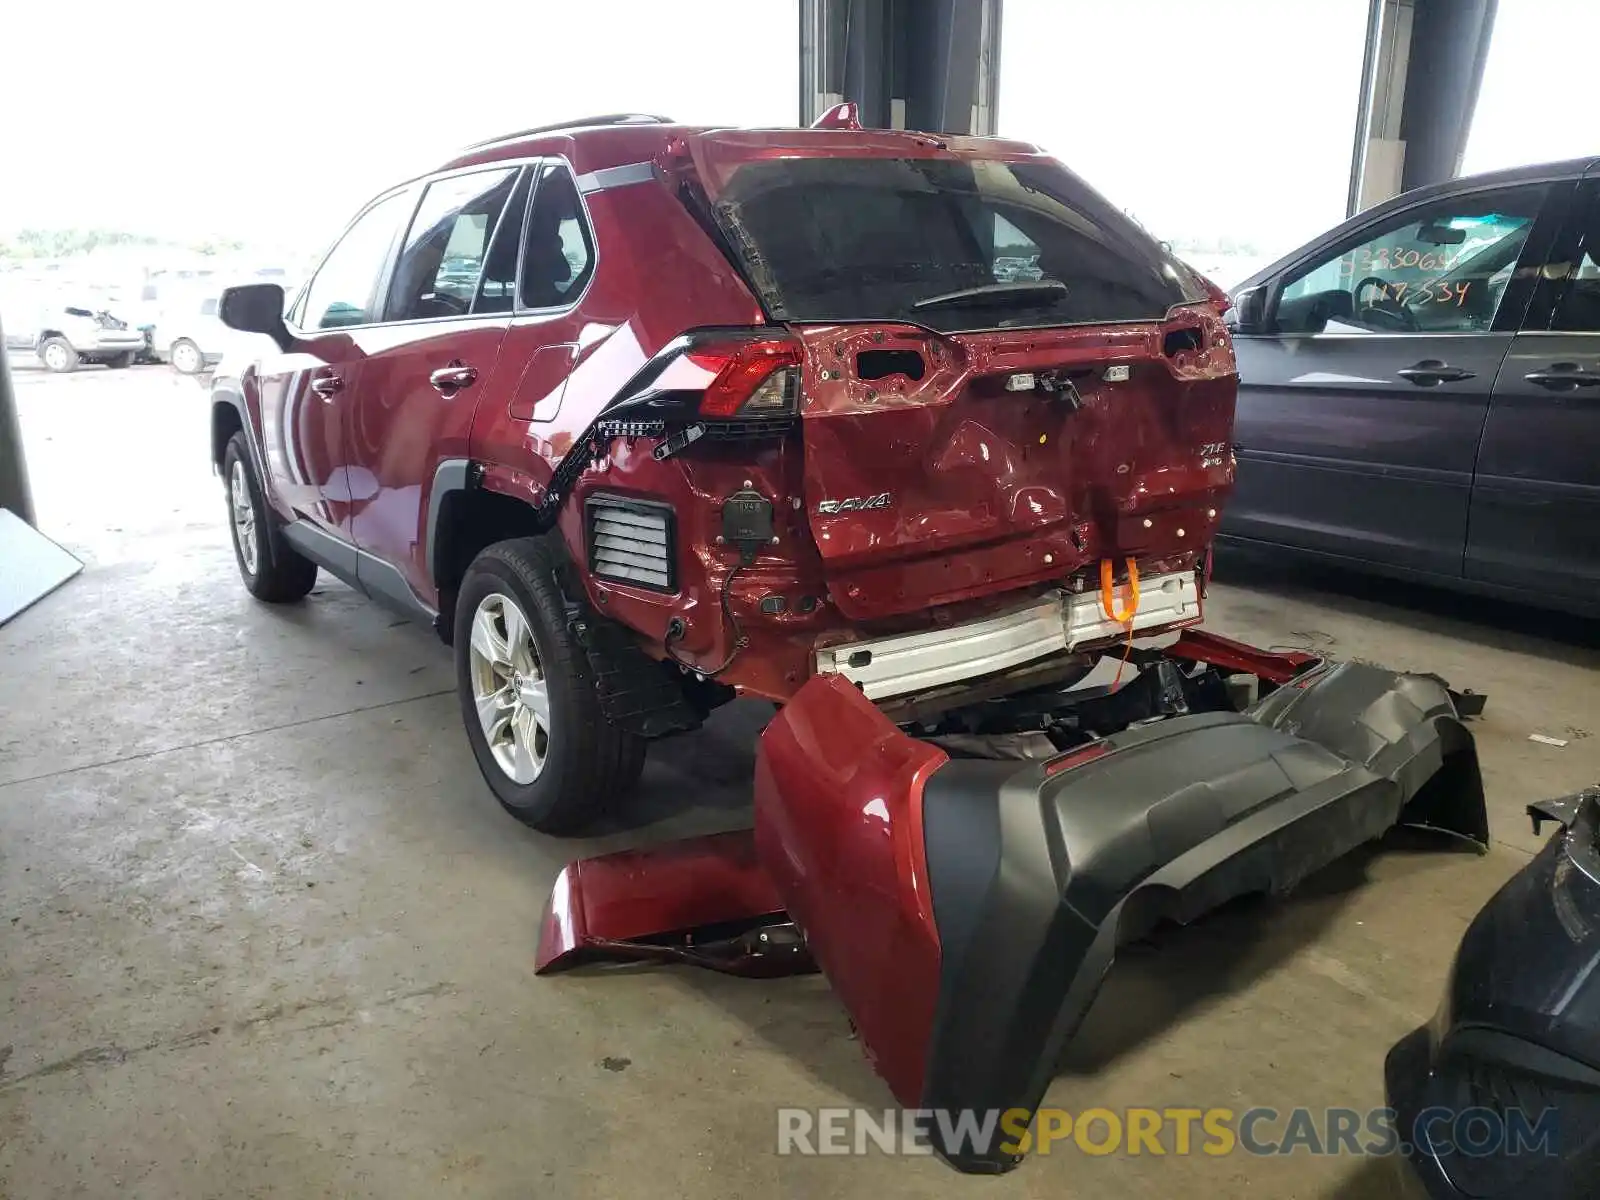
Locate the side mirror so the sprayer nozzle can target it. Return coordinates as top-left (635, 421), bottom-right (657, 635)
top-left (1228, 285), bottom-right (1268, 335)
top-left (218, 283), bottom-right (292, 352)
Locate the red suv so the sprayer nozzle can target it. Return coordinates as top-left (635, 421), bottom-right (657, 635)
top-left (211, 112), bottom-right (1238, 833)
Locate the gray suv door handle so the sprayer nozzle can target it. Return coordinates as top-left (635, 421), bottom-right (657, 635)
top-left (1525, 363), bottom-right (1600, 390)
top-left (1396, 360), bottom-right (1475, 386)
top-left (309, 373), bottom-right (342, 399)
top-left (429, 362), bottom-right (478, 395)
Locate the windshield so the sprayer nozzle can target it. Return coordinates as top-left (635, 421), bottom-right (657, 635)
top-left (709, 156), bottom-right (1201, 332)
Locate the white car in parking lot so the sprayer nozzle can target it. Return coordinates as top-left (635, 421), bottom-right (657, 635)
top-left (155, 292), bottom-right (284, 373)
top-left (3, 303), bottom-right (148, 371)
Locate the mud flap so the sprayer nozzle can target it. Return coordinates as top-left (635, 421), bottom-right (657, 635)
top-left (755, 663), bottom-right (1488, 1172)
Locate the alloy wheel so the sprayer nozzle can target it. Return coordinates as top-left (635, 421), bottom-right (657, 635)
top-left (229, 459), bottom-right (258, 575)
top-left (42, 342), bottom-right (69, 371)
top-left (468, 592), bottom-right (552, 784)
top-left (173, 342), bottom-right (201, 374)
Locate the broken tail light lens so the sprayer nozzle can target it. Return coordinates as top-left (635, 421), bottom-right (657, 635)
top-left (1194, 272), bottom-right (1231, 313)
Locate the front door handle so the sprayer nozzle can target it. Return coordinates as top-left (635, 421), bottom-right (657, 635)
top-left (429, 361), bottom-right (478, 395)
top-left (1525, 362), bottom-right (1600, 390)
top-left (1396, 360), bottom-right (1475, 386)
top-left (309, 373), bottom-right (343, 399)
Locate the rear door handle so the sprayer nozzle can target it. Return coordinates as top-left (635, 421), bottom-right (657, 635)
top-left (1396, 360), bottom-right (1475, 386)
top-left (1524, 362), bottom-right (1600, 390)
top-left (309, 373), bottom-right (343, 399)
top-left (429, 361), bottom-right (478, 395)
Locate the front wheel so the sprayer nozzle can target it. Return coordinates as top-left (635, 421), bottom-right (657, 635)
top-left (454, 538), bottom-right (645, 833)
top-left (222, 432), bottom-right (318, 602)
top-left (39, 337), bottom-right (77, 372)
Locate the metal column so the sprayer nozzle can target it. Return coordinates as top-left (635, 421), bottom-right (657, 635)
top-left (799, 0), bottom-right (1003, 136)
top-left (0, 315), bottom-right (35, 526)
top-left (1348, 0), bottom-right (1499, 215)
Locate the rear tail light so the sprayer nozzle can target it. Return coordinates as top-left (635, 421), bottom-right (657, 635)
top-left (686, 339), bottom-right (803, 418)
top-left (598, 328), bottom-right (805, 431)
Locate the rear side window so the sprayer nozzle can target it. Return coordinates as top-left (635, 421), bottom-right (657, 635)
top-left (707, 156), bottom-right (1198, 332)
top-left (475, 168), bottom-right (533, 314)
top-left (301, 191), bottom-right (410, 330)
top-left (520, 164), bottom-right (595, 309)
top-left (386, 167), bottom-right (519, 322)
top-left (1554, 188), bottom-right (1600, 332)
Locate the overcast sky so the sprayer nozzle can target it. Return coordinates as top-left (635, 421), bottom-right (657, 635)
top-left (1, 0), bottom-right (1590, 263)
top-left (0, 0), bottom-right (799, 252)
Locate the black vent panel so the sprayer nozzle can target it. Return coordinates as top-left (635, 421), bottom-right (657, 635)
top-left (586, 496), bottom-right (676, 591)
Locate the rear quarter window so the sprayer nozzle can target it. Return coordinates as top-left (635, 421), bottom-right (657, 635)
top-left (711, 156), bottom-right (1198, 332)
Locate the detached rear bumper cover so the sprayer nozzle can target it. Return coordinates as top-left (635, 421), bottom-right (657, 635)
top-left (537, 657), bottom-right (1487, 1173)
top-left (756, 663), bottom-right (1487, 1172)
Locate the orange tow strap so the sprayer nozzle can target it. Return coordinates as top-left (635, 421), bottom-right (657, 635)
top-left (1100, 558), bottom-right (1140, 689)
top-left (1099, 557), bottom-right (1140, 622)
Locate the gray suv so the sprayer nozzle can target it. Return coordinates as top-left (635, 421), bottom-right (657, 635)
top-left (1225, 156), bottom-right (1600, 615)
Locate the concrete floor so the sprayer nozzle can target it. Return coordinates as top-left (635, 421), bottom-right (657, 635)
top-left (2, 364), bottom-right (1597, 1198)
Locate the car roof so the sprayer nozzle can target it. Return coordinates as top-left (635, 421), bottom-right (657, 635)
top-left (1236, 154), bottom-right (1600, 291)
top-left (430, 114), bottom-right (1044, 179)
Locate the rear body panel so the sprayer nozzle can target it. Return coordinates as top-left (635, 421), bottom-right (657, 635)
top-left (790, 314), bottom-right (1236, 620)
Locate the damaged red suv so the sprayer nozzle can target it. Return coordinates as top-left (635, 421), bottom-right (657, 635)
top-left (213, 113), bottom-right (1487, 1169)
top-left (213, 111), bottom-right (1233, 826)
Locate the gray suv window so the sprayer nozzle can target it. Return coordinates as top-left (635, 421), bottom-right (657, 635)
top-left (1276, 186), bottom-right (1546, 336)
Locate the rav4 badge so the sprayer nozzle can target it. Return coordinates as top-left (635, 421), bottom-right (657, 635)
top-left (816, 493), bottom-right (892, 515)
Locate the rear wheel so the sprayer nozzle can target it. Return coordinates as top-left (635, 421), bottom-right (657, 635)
top-left (454, 537), bottom-right (646, 833)
top-left (170, 339), bottom-right (204, 375)
top-left (39, 337), bottom-right (77, 372)
top-left (223, 432), bottom-right (318, 602)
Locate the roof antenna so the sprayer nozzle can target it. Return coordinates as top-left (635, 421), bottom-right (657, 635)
top-left (811, 101), bottom-right (862, 130)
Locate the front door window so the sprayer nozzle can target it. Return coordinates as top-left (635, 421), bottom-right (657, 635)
top-left (1275, 187), bottom-right (1546, 335)
top-left (299, 191), bottom-right (410, 331)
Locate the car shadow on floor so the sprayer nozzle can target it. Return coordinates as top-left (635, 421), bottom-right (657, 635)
top-left (1324, 1154), bottom-right (1427, 1199)
top-left (581, 698), bottom-right (771, 839)
top-left (1212, 546), bottom-right (1600, 661)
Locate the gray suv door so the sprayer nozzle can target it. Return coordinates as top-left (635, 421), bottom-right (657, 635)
top-left (1228, 182), bottom-right (1556, 579)
top-left (1469, 178), bottom-right (1600, 601)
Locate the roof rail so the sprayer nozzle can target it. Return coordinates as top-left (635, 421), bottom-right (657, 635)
top-left (464, 114), bottom-right (675, 150)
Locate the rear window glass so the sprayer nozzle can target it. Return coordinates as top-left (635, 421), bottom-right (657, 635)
top-left (709, 157), bottom-right (1199, 332)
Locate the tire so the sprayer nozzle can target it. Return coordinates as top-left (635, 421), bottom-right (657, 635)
top-left (454, 537), bottom-right (646, 833)
top-left (170, 339), bottom-right (204, 375)
top-left (222, 432), bottom-right (318, 602)
top-left (38, 337), bottom-right (78, 373)
top-left (107, 351), bottom-right (134, 369)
